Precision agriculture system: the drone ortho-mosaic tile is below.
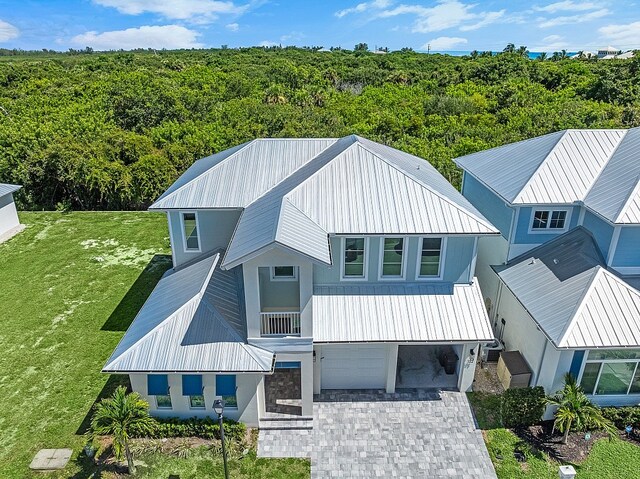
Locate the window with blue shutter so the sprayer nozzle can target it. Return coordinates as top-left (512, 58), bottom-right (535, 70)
top-left (182, 374), bottom-right (205, 408)
top-left (216, 375), bottom-right (237, 408)
top-left (147, 374), bottom-right (172, 409)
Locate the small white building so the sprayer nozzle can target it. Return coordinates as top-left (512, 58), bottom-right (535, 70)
top-left (0, 183), bottom-right (24, 243)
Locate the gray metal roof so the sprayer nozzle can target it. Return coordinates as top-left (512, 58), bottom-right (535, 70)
top-left (221, 136), bottom-right (498, 269)
top-left (455, 128), bottom-right (640, 224)
top-left (312, 280), bottom-right (493, 343)
top-left (0, 183), bottom-right (21, 197)
top-left (493, 227), bottom-right (640, 349)
top-left (103, 252), bottom-right (274, 373)
top-left (150, 139), bottom-right (336, 209)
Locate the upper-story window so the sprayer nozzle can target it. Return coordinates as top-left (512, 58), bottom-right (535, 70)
top-left (181, 212), bottom-right (200, 251)
top-left (342, 237), bottom-right (367, 279)
top-left (271, 266), bottom-right (298, 281)
top-left (530, 209), bottom-right (569, 232)
top-left (380, 237), bottom-right (406, 279)
top-left (417, 237), bottom-right (444, 279)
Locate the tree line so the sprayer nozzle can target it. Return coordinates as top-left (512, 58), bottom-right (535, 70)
top-left (0, 46), bottom-right (638, 210)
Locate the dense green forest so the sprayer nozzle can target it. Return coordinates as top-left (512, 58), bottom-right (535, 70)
top-left (0, 47), bottom-right (638, 210)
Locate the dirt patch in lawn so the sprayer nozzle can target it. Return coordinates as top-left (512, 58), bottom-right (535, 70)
top-left (513, 421), bottom-right (608, 463)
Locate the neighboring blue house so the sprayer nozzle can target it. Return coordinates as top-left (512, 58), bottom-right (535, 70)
top-left (455, 128), bottom-right (640, 406)
top-left (104, 135), bottom-right (498, 427)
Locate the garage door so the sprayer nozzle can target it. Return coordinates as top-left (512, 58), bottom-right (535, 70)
top-left (321, 344), bottom-right (388, 389)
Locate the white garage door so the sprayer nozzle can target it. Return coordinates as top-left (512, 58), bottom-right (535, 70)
top-left (321, 344), bottom-right (388, 389)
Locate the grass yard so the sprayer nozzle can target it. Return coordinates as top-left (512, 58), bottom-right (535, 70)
top-left (469, 392), bottom-right (640, 479)
top-left (0, 212), bottom-right (310, 478)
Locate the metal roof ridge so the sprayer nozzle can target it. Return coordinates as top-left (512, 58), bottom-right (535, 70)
top-left (240, 343), bottom-right (275, 371)
top-left (614, 172), bottom-right (640, 223)
top-left (354, 140), bottom-right (498, 233)
top-left (512, 130), bottom-right (569, 204)
top-left (150, 140), bottom-right (255, 209)
top-left (557, 267), bottom-right (604, 348)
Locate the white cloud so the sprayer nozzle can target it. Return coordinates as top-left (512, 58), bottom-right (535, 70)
top-left (70, 25), bottom-right (203, 50)
top-left (226, 22), bottom-right (239, 31)
top-left (534, 1), bottom-right (599, 13)
top-left (335, 0), bottom-right (392, 18)
top-left (259, 40), bottom-right (278, 47)
top-left (422, 36), bottom-right (467, 50)
top-left (280, 31), bottom-right (305, 43)
top-left (538, 8), bottom-right (608, 27)
top-left (0, 19), bottom-right (19, 42)
top-left (377, 1), bottom-right (504, 33)
top-left (93, 0), bottom-right (248, 22)
top-left (599, 21), bottom-right (640, 48)
top-left (529, 34), bottom-right (569, 51)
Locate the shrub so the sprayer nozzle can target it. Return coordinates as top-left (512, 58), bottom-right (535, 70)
top-left (501, 387), bottom-right (546, 428)
top-left (130, 416), bottom-right (246, 442)
top-left (602, 406), bottom-right (640, 430)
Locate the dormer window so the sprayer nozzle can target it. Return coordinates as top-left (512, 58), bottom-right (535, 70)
top-left (530, 209), bottom-right (569, 232)
top-left (181, 212), bottom-right (200, 251)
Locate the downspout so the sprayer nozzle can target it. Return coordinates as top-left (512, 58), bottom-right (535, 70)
top-left (535, 338), bottom-right (549, 388)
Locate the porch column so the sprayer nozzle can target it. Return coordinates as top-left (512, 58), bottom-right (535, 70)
top-left (301, 352), bottom-right (314, 416)
top-left (386, 344), bottom-right (399, 393)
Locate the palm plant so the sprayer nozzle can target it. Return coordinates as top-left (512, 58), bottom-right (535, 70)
top-left (547, 373), bottom-right (616, 444)
top-left (91, 386), bottom-right (154, 474)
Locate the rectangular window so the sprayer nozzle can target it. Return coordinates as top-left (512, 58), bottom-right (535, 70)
top-left (216, 375), bottom-right (237, 408)
top-left (381, 237), bottom-right (405, 278)
top-left (343, 237), bottom-right (366, 279)
top-left (531, 209), bottom-right (568, 231)
top-left (270, 266), bottom-right (297, 281)
top-left (182, 212), bottom-right (200, 251)
top-left (419, 237), bottom-right (443, 278)
top-left (182, 374), bottom-right (204, 409)
top-left (579, 349), bottom-right (640, 396)
top-left (148, 374), bottom-right (172, 409)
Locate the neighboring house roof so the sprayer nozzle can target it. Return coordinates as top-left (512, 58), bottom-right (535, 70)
top-left (493, 227), bottom-right (640, 349)
top-left (312, 280), bottom-right (493, 343)
top-left (103, 252), bottom-right (274, 373)
top-left (454, 128), bottom-right (640, 224)
top-left (0, 183), bottom-right (21, 197)
top-left (178, 135), bottom-right (499, 270)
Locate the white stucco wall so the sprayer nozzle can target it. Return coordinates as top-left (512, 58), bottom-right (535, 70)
top-left (0, 193), bottom-right (20, 237)
top-left (459, 343), bottom-right (479, 392)
top-left (130, 373), bottom-right (263, 426)
top-left (475, 235), bottom-right (509, 329)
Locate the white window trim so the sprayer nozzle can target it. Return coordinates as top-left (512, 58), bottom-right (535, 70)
top-left (340, 236), bottom-right (369, 281)
top-left (578, 353), bottom-right (640, 396)
top-left (528, 207), bottom-right (572, 234)
top-left (415, 236), bottom-right (447, 281)
top-left (180, 210), bottom-right (202, 253)
top-left (270, 266), bottom-right (298, 281)
top-left (378, 236), bottom-right (408, 281)
top-left (189, 394), bottom-right (206, 410)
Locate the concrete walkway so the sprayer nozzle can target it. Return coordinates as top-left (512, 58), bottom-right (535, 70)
top-left (258, 389), bottom-right (496, 478)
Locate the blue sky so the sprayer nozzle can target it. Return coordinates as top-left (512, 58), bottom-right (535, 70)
top-left (0, 0), bottom-right (639, 52)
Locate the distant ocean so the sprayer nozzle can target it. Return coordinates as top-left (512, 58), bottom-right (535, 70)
top-left (433, 50), bottom-right (578, 59)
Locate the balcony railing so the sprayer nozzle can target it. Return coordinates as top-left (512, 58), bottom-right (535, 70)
top-left (260, 311), bottom-right (301, 336)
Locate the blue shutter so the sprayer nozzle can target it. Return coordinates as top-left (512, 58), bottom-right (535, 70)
top-left (216, 375), bottom-right (236, 396)
top-left (182, 375), bottom-right (203, 396)
top-left (569, 350), bottom-right (586, 379)
top-left (147, 374), bottom-right (169, 395)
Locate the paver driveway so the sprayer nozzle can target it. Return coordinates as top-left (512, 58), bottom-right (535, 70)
top-left (259, 389), bottom-right (497, 478)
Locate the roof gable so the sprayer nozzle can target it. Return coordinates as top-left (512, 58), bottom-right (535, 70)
top-left (0, 183), bottom-right (22, 197)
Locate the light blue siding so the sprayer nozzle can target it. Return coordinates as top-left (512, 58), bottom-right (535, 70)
top-left (461, 174), bottom-right (513, 239)
top-left (169, 209), bottom-right (241, 267)
top-left (258, 267), bottom-right (300, 310)
top-left (612, 226), bottom-right (640, 267)
top-left (513, 206), bottom-right (580, 245)
top-left (314, 235), bottom-right (476, 284)
top-left (581, 210), bottom-right (614, 259)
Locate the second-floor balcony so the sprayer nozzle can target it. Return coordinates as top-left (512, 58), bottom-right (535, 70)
top-left (260, 311), bottom-right (301, 336)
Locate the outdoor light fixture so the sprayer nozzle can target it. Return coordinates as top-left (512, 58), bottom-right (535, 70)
top-left (213, 399), bottom-right (229, 479)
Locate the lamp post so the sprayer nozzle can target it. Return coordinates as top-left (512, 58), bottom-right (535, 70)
top-left (213, 399), bottom-right (229, 479)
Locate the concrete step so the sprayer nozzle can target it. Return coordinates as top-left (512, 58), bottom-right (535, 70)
top-left (260, 414), bottom-right (313, 422)
top-left (258, 418), bottom-right (313, 430)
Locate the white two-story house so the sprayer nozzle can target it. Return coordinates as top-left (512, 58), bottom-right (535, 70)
top-left (455, 128), bottom-right (640, 406)
top-left (103, 135), bottom-right (498, 426)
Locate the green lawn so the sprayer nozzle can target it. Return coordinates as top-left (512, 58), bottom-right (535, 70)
top-left (468, 392), bottom-right (640, 478)
top-left (0, 212), bottom-right (310, 478)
